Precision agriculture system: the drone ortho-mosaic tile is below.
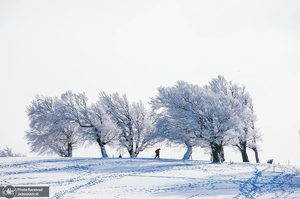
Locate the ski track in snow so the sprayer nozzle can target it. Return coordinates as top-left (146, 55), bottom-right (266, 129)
top-left (0, 157), bottom-right (299, 198)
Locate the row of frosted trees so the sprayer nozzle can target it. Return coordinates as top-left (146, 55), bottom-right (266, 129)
top-left (26, 76), bottom-right (261, 163)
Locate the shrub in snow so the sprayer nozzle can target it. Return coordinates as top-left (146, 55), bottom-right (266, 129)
top-left (0, 147), bottom-right (25, 157)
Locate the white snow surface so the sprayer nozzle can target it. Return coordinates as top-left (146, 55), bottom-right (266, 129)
top-left (0, 157), bottom-right (299, 199)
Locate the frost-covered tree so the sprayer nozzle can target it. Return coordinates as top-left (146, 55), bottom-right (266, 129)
top-left (205, 76), bottom-right (248, 162)
top-left (246, 118), bottom-right (261, 163)
top-left (26, 92), bottom-right (119, 158)
top-left (154, 108), bottom-right (201, 160)
top-left (232, 90), bottom-right (261, 164)
top-left (199, 90), bottom-right (241, 163)
top-left (205, 76), bottom-right (261, 163)
top-left (151, 82), bottom-right (223, 162)
top-left (56, 91), bottom-right (120, 158)
top-left (151, 82), bottom-right (206, 159)
top-left (100, 92), bottom-right (159, 158)
top-left (26, 94), bottom-right (82, 157)
top-left (230, 85), bottom-right (252, 162)
top-left (151, 80), bottom-right (246, 163)
top-left (26, 121), bottom-right (80, 157)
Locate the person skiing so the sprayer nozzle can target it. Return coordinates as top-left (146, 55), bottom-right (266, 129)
top-left (154, 148), bottom-right (160, 159)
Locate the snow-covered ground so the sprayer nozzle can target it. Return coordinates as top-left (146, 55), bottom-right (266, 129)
top-left (0, 157), bottom-right (299, 199)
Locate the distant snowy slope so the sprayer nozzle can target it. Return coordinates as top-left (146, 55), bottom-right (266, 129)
top-left (0, 157), bottom-right (299, 198)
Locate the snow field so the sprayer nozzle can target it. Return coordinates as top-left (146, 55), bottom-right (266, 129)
top-left (0, 157), bottom-right (299, 198)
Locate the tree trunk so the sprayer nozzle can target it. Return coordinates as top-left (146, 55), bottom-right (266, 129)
top-left (67, 143), bottom-right (72, 157)
top-left (182, 141), bottom-right (193, 160)
top-left (128, 136), bottom-right (136, 158)
top-left (251, 147), bottom-right (260, 163)
top-left (128, 145), bottom-right (137, 158)
top-left (100, 144), bottom-right (108, 158)
top-left (239, 142), bottom-right (249, 162)
top-left (128, 146), bottom-right (136, 158)
top-left (130, 152), bottom-right (136, 158)
top-left (134, 145), bottom-right (140, 158)
top-left (211, 143), bottom-right (225, 163)
top-left (96, 136), bottom-right (108, 158)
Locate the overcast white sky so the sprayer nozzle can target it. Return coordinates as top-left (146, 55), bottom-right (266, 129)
top-left (0, 0), bottom-right (299, 164)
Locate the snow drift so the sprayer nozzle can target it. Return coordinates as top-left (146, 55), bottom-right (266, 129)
top-left (0, 157), bottom-right (299, 198)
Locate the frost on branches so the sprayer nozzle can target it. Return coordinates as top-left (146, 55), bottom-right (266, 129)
top-left (25, 76), bottom-right (260, 162)
top-left (56, 91), bottom-right (120, 158)
top-left (26, 91), bottom-right (159, 158)
top-left (100, 92), bottom-right (159, 158)
top-left (205, 76), bottom-right (261, 163)
top-left (0, 147), bottom-right (25, 157)
top-left (151, 76), bottom-right (261, 163)
top-left (26, 94), bottom-right (82, 157)
top-left (26, 92), bottom-right (119, 158)
top-left (152, 96), bottom-right (202, 160)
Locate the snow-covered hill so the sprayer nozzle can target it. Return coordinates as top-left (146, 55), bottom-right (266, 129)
top-left (0, 157), bottom-right (299, 198)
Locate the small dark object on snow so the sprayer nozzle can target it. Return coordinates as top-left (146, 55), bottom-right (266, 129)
top-left (267, 159), bottom-right (273, 164)
top-left (119, 154), bottom-right (122, 158)
top-left (154, 148), bottom-right (160, 159)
